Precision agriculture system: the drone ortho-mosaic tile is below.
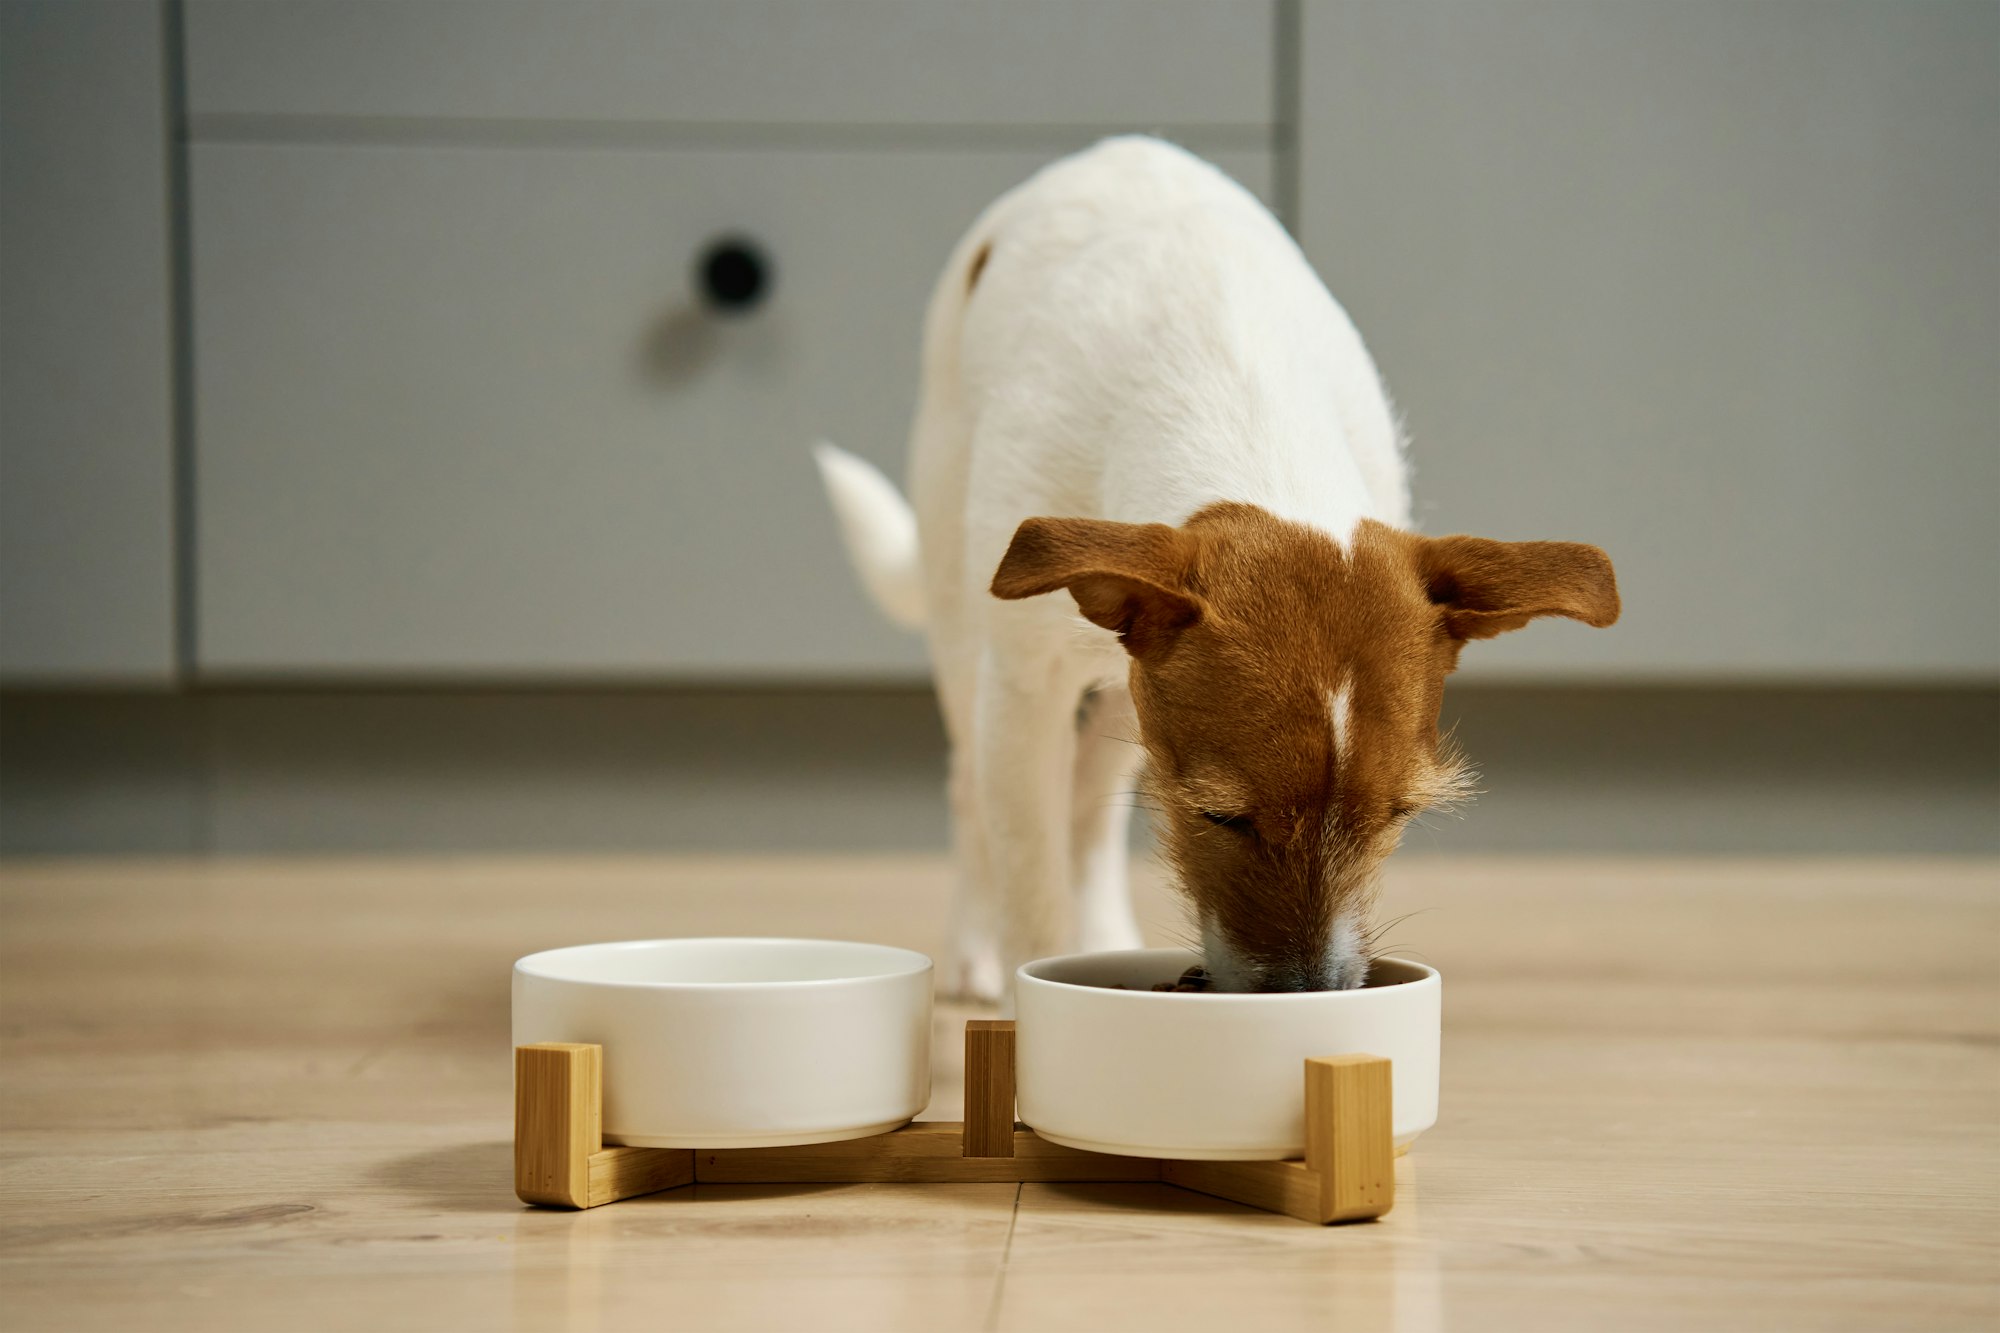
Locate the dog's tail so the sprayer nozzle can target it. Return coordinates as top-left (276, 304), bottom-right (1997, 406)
top-left (812, 441), bottom-right (927, 631)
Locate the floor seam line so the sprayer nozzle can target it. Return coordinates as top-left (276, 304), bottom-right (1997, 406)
top-left (981, 1182), bottom-right (1023, 1333)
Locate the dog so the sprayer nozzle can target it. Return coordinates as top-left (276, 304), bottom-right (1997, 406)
top-left (817, 137), bottom-right (1618, 1001)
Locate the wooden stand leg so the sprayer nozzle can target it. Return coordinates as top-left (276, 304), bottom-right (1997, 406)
top-left (1304, 1054), bottom-right (1396, 1220)
top-left (515, 1044), bottom-right (599, 1208)
top-left (962, 1019), bottom-right (1016, 1158)
top-left (514, 1043), bottom-right (693, 1209)
top-left (1163, 1053), bottom-right (1395, 1224)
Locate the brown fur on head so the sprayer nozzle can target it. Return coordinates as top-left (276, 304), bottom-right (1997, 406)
top-left (991, 503), bottom-right (1618, 991)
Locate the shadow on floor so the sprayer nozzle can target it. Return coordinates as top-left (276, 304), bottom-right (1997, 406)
top-left (371, 1141), bottom-right (866, 1216)
top-left (371, 1140), bottom-right (522, 1214)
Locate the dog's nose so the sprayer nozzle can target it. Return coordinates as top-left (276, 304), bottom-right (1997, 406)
top-left (1254, 962), bottom-right (1337, 993)
top-left (1255, 953), bottom-right (1367, 993)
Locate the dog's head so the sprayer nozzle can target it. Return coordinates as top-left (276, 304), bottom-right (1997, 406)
top-left (991, 503), bottom-right (1618, 992)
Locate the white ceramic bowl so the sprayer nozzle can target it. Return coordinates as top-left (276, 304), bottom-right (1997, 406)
top-left (1015, 948), bottom-right (1439, 1160)
top-left (512, 937), bottom-right (932, 1148)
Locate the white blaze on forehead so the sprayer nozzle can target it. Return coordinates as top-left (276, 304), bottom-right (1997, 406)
top-left (1328, 682), bottom-right (1354, 765)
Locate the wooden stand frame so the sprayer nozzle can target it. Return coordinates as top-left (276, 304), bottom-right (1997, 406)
top-left (515, 1020), bottom-right (1395, 1225)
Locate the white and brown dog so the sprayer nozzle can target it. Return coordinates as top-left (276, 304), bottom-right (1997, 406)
top-left (817, 137), bottom-right (1617, 1002)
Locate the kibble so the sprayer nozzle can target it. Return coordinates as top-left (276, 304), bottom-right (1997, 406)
top-left (1111, 965), bottom-right (1211, 993)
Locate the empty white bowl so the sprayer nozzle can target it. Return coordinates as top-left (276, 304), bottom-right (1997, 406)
top-left (512, 937), bottom-right (932, 1148)
top-left (1015, 948), bottom-right (1439, 1160)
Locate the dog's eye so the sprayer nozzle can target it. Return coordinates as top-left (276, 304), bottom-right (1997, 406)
top-left (1200, 810), bottom-right (1254, 834)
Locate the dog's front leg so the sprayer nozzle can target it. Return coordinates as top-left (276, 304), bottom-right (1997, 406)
top-left (942, 740), bottom-right (1004, 1002)
top-left (972, 651), bottom-right (1082, 1008)
top-left (1071, 685), bottom-right (1146, 954)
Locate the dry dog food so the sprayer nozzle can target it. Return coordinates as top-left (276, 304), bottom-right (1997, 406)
top-left (1106, 966), bottom-right (1210, 993)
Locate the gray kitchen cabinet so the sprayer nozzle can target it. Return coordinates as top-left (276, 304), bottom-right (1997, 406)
top-left (191, 145), bottom-right (1274, 676)
top-left (1, 0), bottom-right (177, 683)
top-left (174, 0), bottom-right (1993, 683)
top-left (1298, 0), bottom-right (1999, 680)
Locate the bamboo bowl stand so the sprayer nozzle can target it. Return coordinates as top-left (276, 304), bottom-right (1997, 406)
top-left (515, 1019), bottom-right (1397, 1226)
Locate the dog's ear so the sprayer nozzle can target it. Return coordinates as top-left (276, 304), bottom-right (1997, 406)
top-left (990, 517), bottom-right (1203, 655)
top-left (1412, 535), bottom-right (1620, 641)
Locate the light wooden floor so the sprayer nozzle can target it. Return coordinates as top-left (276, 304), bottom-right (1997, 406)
top-left (1, 855), bottom-right (1995, 1332)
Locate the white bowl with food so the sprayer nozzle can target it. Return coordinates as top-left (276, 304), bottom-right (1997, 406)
top-left (1015, 948), bottom-right (1439, 1160)
top-left (512, 937), bottom-right (932, 1148)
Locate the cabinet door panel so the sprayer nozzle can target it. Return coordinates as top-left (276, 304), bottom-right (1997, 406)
top-left (1, 0), bottom-right (176, 682)
top-left (192, 145), bottom-right (1272, 677)
top-left (1300, 0), bottom-right (1998, 679)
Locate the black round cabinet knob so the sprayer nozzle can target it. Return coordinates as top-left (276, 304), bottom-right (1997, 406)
top-left (696, 237), bottom-right (771, 314)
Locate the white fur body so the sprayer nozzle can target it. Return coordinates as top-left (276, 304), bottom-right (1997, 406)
top-left (817, 137), bottom-right (1410, 1000)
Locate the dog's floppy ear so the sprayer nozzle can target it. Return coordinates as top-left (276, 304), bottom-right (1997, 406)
top-left (1413, 535), bottom-right (1620, 641)
top-left (990, 517), bottom-right (1203, 655)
